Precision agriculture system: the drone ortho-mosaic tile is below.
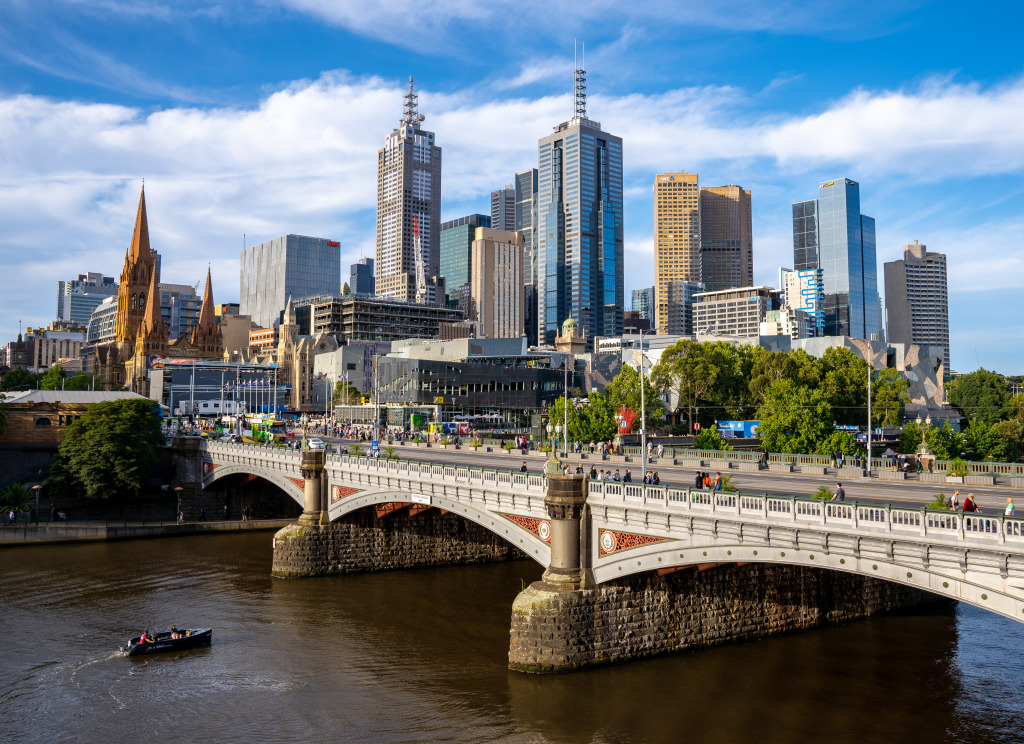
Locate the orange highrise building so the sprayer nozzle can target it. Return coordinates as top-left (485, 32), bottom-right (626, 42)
top-left (653, 172), bottom-right (700, 334)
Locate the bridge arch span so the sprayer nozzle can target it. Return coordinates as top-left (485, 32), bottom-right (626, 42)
top-left (594, 540), bottom-right (1024, 624)
top-left (327, 487), bottom-right (551, 568)
top-left (203, 463), bottom-right (304, 505)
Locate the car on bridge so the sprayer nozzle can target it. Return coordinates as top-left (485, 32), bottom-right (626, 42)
top-left (307, 438), bottom-right (326, 450)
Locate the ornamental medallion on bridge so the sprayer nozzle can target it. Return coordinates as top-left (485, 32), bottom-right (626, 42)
top-left (288, 478), bottom-right (305, 491)
top-left (331, 485), bottom-right (360, 504)
top-left (203, 463), bottom-right (218, 476)
top-left (599, 530), bottom-right (670, 556)
top-left (500, 513), bottom-right (551, 543)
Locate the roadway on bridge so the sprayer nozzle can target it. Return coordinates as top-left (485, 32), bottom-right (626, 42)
top-left (320, 438), bottom-right (1020, 513)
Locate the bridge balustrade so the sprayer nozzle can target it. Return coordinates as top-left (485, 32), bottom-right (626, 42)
top-left (796, 501), bottom-right (820, 518)
top-left (767, 499), bottom-right (791, 515)
top-left (667, 488), bottom-right (688, 505)
top-left (715, 494), bottom-right (737, 510)
top-left (826, 503), bottom-right (853, 520)
top-left (890, 510), bottom-right (922, 530)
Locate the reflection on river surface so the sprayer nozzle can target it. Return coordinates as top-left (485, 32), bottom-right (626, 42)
top-left (1, 533), bottom-right (1022, 743)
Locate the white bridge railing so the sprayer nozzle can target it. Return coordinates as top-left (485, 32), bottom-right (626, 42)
top-left (588, 480), bottom-right (1024, 551)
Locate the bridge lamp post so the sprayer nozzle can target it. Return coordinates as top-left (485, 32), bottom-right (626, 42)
top-left (32, 485), bottom-right (41, 525)
top-left (174, 486), bottom-right (183, 523)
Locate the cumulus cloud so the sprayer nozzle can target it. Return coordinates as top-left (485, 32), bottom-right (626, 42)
top-left (1, 69), bottom-right (1023, 342)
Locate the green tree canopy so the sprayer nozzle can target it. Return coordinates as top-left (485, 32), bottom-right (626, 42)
top-left (754, 379), bottom-right (834, 454)
top-left (604, 365), bottom-right (664, 433)
top-left (871, 367), bottom-right (911, 429)
top-left (692, 427), bottom-right (733, 452)
top-left (548, 391), bottom-right (615, 444)
top-left (898, 420), bottom-right (923, 454)
top-left (51, 399), bottom-right (164, 499)
top-left (333, 380), bottom-right (361, 402)
top-left (1, 368), bottom-right (40, 392)
top-left (925, 421), bottom-right (965, 461)
top-left (947, 369), bottom-right (1011, 425)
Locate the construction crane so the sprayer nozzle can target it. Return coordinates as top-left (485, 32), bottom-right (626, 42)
top-left (413, 214), bottom-right (427, 304)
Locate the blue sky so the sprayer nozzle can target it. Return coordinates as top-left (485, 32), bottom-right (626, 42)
top-left (1, 0), bottom-right (1022, 372)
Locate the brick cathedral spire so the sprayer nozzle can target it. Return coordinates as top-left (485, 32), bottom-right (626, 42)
top-left (190, 267), bottom-right (223, 358)
top-left (115, 186), bottom-right (158, 343)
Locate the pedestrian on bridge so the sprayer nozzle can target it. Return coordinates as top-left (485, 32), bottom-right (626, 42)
top-left (694, 472), bottom-right (703, 489)
top-left (521, 461), bottom-right (528, 473)
top-left (951, 490), bottom-right (960, 510)
top-left (963, 493), bottom-right (979, 512)
top-left (831, 483), bottom-right (845, 502)
top-left (1006, 499), bottom-right (1015, 517)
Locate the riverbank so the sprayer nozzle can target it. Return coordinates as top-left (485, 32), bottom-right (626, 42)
top-left (0, 518), bottom-right (291, 546)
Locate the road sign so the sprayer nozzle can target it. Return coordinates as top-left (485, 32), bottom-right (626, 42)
top-left (371, 440), bottom-right (379, 451)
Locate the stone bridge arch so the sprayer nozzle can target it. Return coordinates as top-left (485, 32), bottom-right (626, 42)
top-left (203, 463), bottom-right (305, 505)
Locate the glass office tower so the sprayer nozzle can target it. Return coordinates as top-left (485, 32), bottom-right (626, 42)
top-left (239, 234), bottom-right (341, 328)
top-left (515, 168), bottom-right (538, 345)
top-left (536, 68), bottom-right (623, 346)
top-left (792, 178), bottom-right (879, 339)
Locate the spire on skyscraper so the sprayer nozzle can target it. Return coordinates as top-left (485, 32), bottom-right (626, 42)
top-left (574, 39), bottom-right (587, 120)
top-left (402, 76), bottom-right (425, 127)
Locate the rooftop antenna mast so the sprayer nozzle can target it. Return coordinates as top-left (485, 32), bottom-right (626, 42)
top-left (574, 39), bottom-right (587, 120)
top-left (402, 76), bottom-right (425, 127)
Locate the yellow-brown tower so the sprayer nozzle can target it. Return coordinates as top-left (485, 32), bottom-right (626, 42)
top-left (190, 267), bottom-right (224, 358)
top-left (135, 267), bottom-right (168, 359)
top-left (653, 172), bottom-right (700, 334)
top-left (115, 187), bottom-right (158, 343)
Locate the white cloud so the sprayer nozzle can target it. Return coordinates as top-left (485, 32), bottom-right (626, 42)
top-left (2, 69), bottom-right (1024, 346)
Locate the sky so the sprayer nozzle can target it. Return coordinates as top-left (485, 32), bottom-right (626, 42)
top-left (1, 0), bottom-right (1022, 372)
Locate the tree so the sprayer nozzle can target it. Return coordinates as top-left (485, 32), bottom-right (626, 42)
top-left (604, 365), bottom-right (664, 433)
top-left (1, 368), bottom-right (39, 392)
top-left (333, 380), bottom-right (361, 404)
top-left (754, 379), bottom-right (833, 454)
top-left (548, 392), bottom-right (616, 444)
top-left (63, 373), bottom-right (99, 391)
top-left (815, 430), bottom-right (864, 457)
top-left (651, 340), bottom-right (720, 433)
top-left (0, 482), bottom-right (33, 513)
top-left (52, 399), bottom-right (164, 499)
top-left (898, 421), bottom-right (923, 454)
top-left (39, 365), bottom-right (68, 390)
top-left (990, 420), bottom-right (1024, 462)
top-left (748, 348), bottom-right (797, 404)
top-left (925, 421), bottom-right (964, 461)
top-left (692, 427), bottom-right (733, 451)
top-left (947, 369), bottom-right (1011, 425)
top-left (871, 367), bottom-right (911, 429)
top-left (820, 347), bottom-right (868, 426)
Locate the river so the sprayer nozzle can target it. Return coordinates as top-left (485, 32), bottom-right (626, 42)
top-left (1, 533), bottom-right (1022, 743)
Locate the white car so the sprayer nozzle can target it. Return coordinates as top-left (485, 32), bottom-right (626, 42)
top-left (307, 438), bottom-right (326, 450)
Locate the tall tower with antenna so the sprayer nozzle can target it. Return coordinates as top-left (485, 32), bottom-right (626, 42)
top-left (375, 76), bottom-right (445, 306)
top-left (535, 42), bottom-right (624, 345)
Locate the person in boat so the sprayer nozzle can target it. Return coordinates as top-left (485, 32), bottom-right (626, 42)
top-left (170, 625), bottom-right (179, 639)
top-left (139, 630), bottom-right (153, 644)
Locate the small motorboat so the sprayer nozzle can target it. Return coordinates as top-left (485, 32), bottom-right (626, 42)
top-left (121, 628), bottom-right (212, 657)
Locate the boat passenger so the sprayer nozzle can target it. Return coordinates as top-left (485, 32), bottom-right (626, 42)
top-left (139, 630), bottom-right (153, 644)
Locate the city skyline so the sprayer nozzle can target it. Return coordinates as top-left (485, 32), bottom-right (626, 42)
top-left (1, 3), bottom-right (1023, 370)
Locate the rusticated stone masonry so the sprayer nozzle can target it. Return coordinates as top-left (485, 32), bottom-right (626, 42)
top-left (509, 562), bottom-right (945, 673)
top-left (272, 505), bottom-right (527, 577)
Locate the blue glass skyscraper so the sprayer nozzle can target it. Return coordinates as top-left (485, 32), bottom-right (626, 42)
top-left (792, 178), bottom-right (880, 339)
top-left (536, 60), bottom-right (623, 345)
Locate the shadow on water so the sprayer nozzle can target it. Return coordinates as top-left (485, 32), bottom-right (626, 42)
top-left (1, 533), bottom-right (1023, 744)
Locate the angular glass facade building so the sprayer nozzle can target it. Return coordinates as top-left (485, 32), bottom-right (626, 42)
top-left (239, 234), bottom-right (341, 328)
top-left (537, 112), bottom-right (623, 345)
top-left (515, 168), bottom-right (538, 346)
top-left (439, 214), bottom-right (490, 309)
top-left (792, 178), bottom-right (879, 339)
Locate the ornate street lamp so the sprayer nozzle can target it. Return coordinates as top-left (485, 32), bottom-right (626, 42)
top-left (174, 486), bottom-right (184, 523)
top-left (31, 485), bottom-right (41, 525)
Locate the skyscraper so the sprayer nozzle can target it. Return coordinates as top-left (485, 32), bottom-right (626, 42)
top-left (653, 172), bottom-right (700, 334)
top-left (515, 168), bottom-right (539, 346)
top-left (239, 234), bottom-right (342, 328)
top-left (884, 240), bottom-right (950, 371)
top-left (631, 287), bottom-right (654, 320)
top-left (782, 268), bottom-right (825, 336)
top-left (491, 184), bottom-right (515, 231)
top-left (440, 214), bottom-right (491, 309)
top-left (792, 178), bottom-right (880, 339)
top-left (470, 228), bottom-right (525, 338)
top-left (699, 185), bottom-right (753, 292)
top-left (57, 273), bottom-right (118, 325)
top-left (536, 52), bottom-right (623, 345)
top-left (376, 77), bottom-right (444, 306)
top-left (349, 257), bottom-right (375, 296)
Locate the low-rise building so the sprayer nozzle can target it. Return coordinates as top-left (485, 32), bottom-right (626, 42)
top-left (694, 285), bottom-right (775, 338)
top-left (0, 390), bottom-right (147, 444)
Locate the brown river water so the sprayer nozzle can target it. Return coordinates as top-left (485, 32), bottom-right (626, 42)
top-left (1, 532), bottom-right (1022, 743)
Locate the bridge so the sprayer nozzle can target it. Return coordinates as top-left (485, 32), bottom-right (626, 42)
top-left (184, 440), bottom-right (1024, 671)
